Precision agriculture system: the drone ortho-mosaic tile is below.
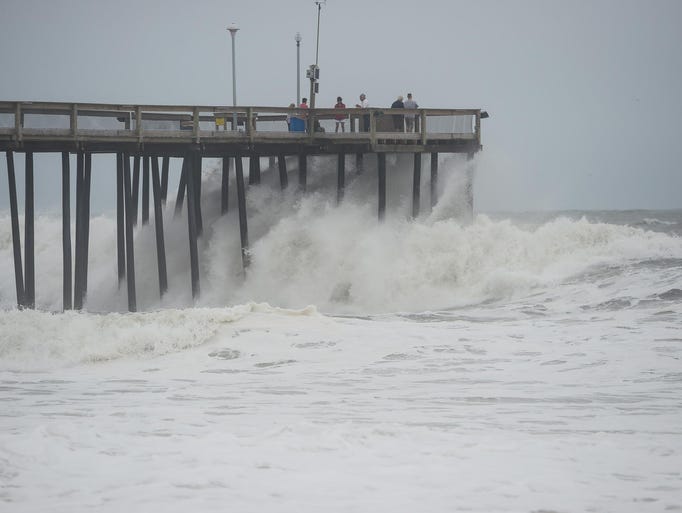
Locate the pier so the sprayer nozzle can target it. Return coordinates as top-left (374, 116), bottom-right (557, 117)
top-left (1, 101), bottom-right (486, 312)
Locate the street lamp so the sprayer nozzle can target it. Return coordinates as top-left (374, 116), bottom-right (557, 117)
top-left (295, 32), bottom-right (302, 105)
top-left (227, 23), bottom-right (239, 130)
top-left (309, 1), bottom-right (325, 109)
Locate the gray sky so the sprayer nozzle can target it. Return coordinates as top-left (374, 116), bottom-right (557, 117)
top-left (1, 0), bottom-right (681, 211)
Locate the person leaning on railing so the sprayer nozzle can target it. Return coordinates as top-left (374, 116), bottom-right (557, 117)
top-left (391, 95), bottom-right (405, 132)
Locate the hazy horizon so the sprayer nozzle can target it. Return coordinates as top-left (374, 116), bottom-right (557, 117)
top-left (1, 0), bottom-right (681, 212)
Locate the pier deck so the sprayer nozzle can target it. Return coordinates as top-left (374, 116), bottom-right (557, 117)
top-left (0, 101), bottom-right (482, 155)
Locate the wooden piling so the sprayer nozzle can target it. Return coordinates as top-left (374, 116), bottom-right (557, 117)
top-left (62, 152), bottom-right (73, 310)
top-left (151, 156), bottom-right (168, 297)
top-left (249, 155), bottom-right (261, 185)
top-left (185, 153), bottom-right (200, 299)
top-left (412, 153), bottom-right (421, 219)
top-left (142, 155), bottom-right (150, 225)
top-left (356, 153), bottom-right (364, 175)
top-left (122, 153), bottom-right (137, 312)
top-left (337, 152), bottom-right (345, 205)
top-left (24, 152), bottom-right (35, 309)
top-left (430, 152), bottom-right (438, 209)
top-left (278, 154), bottom-right (288, 190)
top-left (174, 157), bottom-right (187, 218)
top-left (5, 150), bottom-right (25, 308)
top-left (465, 152), bottom-right (474, 218)
top-left (161, 156), bottom-right (169, 204)
top-left (221, 157), bottom-right (229, 215)
top-left (116, 153), bottom-right (125, 286)
top-left (82, 153), bottom-right (92, 299)
top-left (378, 153), bottom-right (386, 221)
top-left (194, 152), bottom-right (203, 237)
top-left (298, 153), bottom-right (307, 192)
top-left (234, 155), bottom-right (250, 269)
top-left (74, 151), bottom-right (84, 310)
top-left (132, 155), bottom-right (140, 226)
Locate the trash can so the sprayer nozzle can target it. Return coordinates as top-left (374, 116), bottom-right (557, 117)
top-left (289, 117), bottom-right (305, 132)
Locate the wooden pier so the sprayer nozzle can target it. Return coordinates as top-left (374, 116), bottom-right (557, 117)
top-left (1, 101), bottom-right (486, 312)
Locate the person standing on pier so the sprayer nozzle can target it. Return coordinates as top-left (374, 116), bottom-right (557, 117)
top-left (356, 93), bottom-right (369, 132)
top-left (403, 93), bottom-right (419, 132)
top-left (334, 96), bottom-right (347, 132)
top-left (391, 95), bottom-right (404, 132)
top-left (299, 98), bottom-right (309, 130)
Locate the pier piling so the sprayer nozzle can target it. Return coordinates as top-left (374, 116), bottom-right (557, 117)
top-left (221, 157), bottom-right (230, 215)
top-left (378, 153), bottom-right (386, 221)
top-left (116, 153), bottom-right (125, 286)
top-left (337, 153), bottom-right (345, 205)
top-left (151, 156), bottom-right (168, 297)
top-left (235, 154), bottom-right (250, 269)
top-left (123, 153), bottom-right (137, 312)
top-left (412, 153), bottom-right (421, 219)
top-left (62, 152), bottom-right (72, 310)
top-left (278, 154), bottom-right (288, 190)
top-left (5, 150), bottom-right (24, 308)
top-left (24, 152), bottom-right (35, 309)
top-left (430, 153), bottom-right (438, 209)
top-left (185, 153), bottom-right (200, 299)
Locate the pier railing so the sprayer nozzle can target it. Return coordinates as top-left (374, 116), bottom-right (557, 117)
top-left (0, 101), bottom-right (481, 151)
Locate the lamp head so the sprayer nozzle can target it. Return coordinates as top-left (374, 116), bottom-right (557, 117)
top-left (295, 32), bottom-right (302, 43)
top-left (227, 23), bottom-right (239, 35)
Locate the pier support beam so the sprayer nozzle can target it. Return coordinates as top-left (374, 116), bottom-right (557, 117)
top-left (174, 157), bottom-right (187, 218)
top-left (430, 152), bottom-right (438, 209)
top-left (74, 152), bottom-right (92, 310)
top-left (356, 153), bottom-right (364, 175)
top-left (24, 152), bottom-right (35, 309)
top-left (193, 152), bottom-right (203, 236)
top-left (377, 153), bottom-right (386, 221)
top-left (62, 152), bottom-right (73, 310)
top-left (298, 153), bottom-right (307, 192)
top-left (235, 155), bottom-right (250, 269)
top-left (465, 152), bottom-right (474, 219)
top-left (278, 154), bottom-right (288, 190)
top-left (185, 152), bottom-right (200, 299)
top-left (123, 153), bottom-right (137, 312)
top-left (74, 152), bottom-right (84, 309)
top-left (142, 155), bottom-right (150, 225)
top-left (221, 157), bottom-right (230, 215)
top-left (151, 156), bottom-right (168, 298)
top-left (337, 152), bottom-right (345, 205)
top-left (161, 156), bottom-right (169, 204)
top-left (249, 156), bottom-right (261, 185)
top-left (412, 153), bottom-right (421, 219)
top-left (6, 151), bottom-right (25, 308)
top-left (116, 153), bottom-right (125, 287)
top-left (132, 155), bottom-right (140, 226)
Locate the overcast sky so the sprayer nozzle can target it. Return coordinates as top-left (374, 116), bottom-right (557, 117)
top-left (1, 0), bottom-right (681, 211)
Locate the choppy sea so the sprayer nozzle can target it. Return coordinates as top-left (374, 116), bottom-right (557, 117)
top-left (1, 155), bottom-right (681, 512)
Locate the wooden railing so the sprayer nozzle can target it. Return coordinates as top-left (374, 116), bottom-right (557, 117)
top-left (0, 101), bottom-right (481, 148)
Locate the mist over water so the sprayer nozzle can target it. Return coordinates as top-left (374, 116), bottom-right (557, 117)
top-left (1, 154), bottom-right (682, 314)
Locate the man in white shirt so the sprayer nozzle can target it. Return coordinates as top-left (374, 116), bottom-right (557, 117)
top-left (355, 93), bottom-right (369, 132)
top-left (403, 93), bottom-right (418, 132)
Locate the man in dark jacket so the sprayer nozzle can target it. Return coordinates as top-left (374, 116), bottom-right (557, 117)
top-left (391, 95), bottom-right (404, 132)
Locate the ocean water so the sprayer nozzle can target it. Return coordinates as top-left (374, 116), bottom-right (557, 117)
top-left (1, 155), bottom-right (681, 512)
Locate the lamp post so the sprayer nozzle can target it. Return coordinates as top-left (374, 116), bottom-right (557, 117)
top-left (227, 23), bottom-right (239, 130)
top-left (309, 1), bottom-right (325, 109)
top-left (295, 32), bottom-right (302, 105)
